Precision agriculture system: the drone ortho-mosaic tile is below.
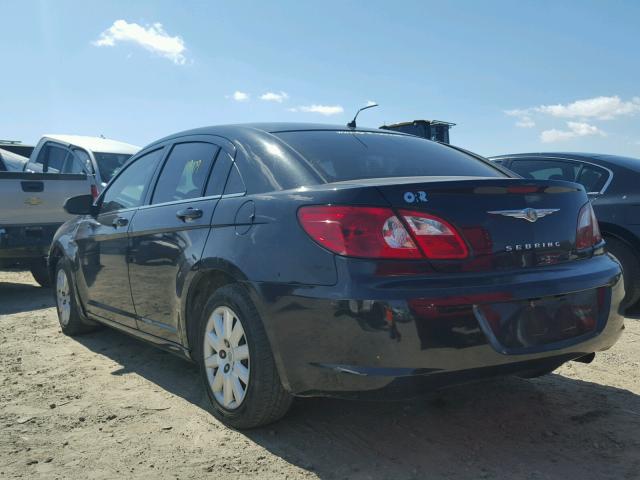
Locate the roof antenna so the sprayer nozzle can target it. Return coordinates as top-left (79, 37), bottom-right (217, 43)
top-left (347, 103), bottom-right (379, 128)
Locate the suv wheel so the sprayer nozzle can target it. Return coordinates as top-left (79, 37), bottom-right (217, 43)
top-left (196, 284), bottom-right (292, 429)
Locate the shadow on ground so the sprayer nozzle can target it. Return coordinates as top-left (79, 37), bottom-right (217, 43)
top-left (0, 281), bottom-right (53, 315)
top-left (72, 325), bottom-right (640, 480)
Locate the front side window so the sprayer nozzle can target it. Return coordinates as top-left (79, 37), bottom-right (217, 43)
top-left (508, 159), bottom-right (579, 182)
top-left (151, 142), bottom-right (218, 204)
top-left (100, 148), bottom-right (164, 214)
top-left (273, 130), bottom-right (503, 183)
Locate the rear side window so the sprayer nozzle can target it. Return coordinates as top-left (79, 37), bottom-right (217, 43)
top-left (508, 159), bottom-right (580, 181)
top-left (224, 164), bottom-right (246, 195)
top-left (101, 148), bottom-right (164, 213)
top-left (94, 152), bottom-right (134, 183)
top-left (152, 142), bottom-right (218, 204)
top-left (205, 151), bottom-right (233, 196)
top-left (273, 131), bottom-right (503, 182)
top-left (576, 164), bottom-right (609, 192)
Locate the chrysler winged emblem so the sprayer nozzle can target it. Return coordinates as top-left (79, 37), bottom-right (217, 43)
top-left (487, 208), bottom-right (559, 223)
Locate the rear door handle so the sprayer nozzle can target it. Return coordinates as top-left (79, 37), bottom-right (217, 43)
top-left (176, 207), bottom-right (203, 222)
top-left (112, 217), bottom-right (129, 228)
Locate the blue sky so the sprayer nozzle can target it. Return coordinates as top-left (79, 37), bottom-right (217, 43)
top-left (1, 0), bottom-right (639, 157)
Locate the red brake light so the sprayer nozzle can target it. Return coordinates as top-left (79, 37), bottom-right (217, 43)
top-left (399, 209), bottom-right (469, 259)
top-left (90, 184), bottom-right (99, 200)
top-left (576, 202), bottom-right (602, 249)
top-left (297, 206), bottom-right (469, 260)
top-left (297, 206), bottom-right (421, 259)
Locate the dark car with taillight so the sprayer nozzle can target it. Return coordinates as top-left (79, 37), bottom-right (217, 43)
top-left (491, 152), bottom-right (640, 310)
top-left (49, 124), bottom-right (624, 429)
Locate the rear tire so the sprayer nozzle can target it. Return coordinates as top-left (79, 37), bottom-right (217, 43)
top-left (196, 284), bottom-right (292, 429)
top-left (30, 259), bottom-right (51, 287)
top-left (605, 236), bottom-right (640, 310)
top-left (54, 259), bottom-right (96, 336)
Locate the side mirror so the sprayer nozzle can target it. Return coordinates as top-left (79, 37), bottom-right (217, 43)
top-left (63, 194), bottom-right (95, 215)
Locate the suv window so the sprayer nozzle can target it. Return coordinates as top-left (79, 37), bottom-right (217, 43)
top-left (576, 164), bottom-right (609, 192)
top-left (152, 142), bottom-right (218, 204)
top-left (508, 159), bottom-right (579, 181)
top-left (65, 148), bottom-right (93, 174)
top-left (101, 148), bottom-right (164, 213)
top-left (273, 130), bottom-right (503, 182)
top-left (43, 145), bottom-right (70, 173)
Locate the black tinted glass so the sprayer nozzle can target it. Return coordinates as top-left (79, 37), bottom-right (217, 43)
top-left (509, 160), bottom-right (579, 181)
top-left (577, 164), bottom-right (609, 192)
top-left (46, 146), bottom-right (68, 173)
top-left (152, 142), bottom-right (218, 204)
top-left (205, 150), bottom-right (233, 196)
top-left (101, 148), bottom-right (163, 213)
top-left (273, 131), bottom-right (503, 182)
top-left (224, 164), bottom-right (246, 194)
top-left (95, 152), bottom-right (134, 183)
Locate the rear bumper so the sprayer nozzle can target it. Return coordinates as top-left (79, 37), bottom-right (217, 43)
top-left (0, 224), bottom-right (60, 266)
top-left (252, 254), bottom-right (624, 397)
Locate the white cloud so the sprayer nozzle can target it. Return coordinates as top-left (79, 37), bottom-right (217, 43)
top-left (229, 91), bottom-right (250, 102)
top-left (516, 117), bottom-right (535, 128)
top-left (505, 108), bottom-right (535, 128)
top-left (260, 91), bottom-right (289, 103)
top-left (93, 20), bottom-right (187, 65)
top-left (506, 96), bottom-right (640, 128)
top-left (537, 96), bottom-right (640, 120)
top-left (540, 121), bottom-right (605, 143)
top-left (296, 104), bottom-right (344, 116)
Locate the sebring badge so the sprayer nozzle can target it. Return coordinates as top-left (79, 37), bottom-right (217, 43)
top-left (487, 207), bottom-right (559, 223)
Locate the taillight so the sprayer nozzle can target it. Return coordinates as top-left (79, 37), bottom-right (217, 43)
top-left (576, 202), bottom-right (602, 249)
top-left (297, 205), bottom-right (469, 260)
top-left (90, 184), bottom-right (99, 200)
top-left (297, 206), bottom-right (421, 259)
top-left (399, 209), bottom-right (469, 259)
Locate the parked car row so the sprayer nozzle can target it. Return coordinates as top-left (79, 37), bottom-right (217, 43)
top-left (48, 123), bottom-right (625, 429)
top-left (0, 135), bottom-right (139, 285)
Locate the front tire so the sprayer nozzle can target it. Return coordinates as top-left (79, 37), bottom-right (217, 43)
top-left (54, 259), bottom-right (95, 336)
top-left (605, 236), bottom-right (640, 310)
top-left (196, 284), bottom-right (292, 429)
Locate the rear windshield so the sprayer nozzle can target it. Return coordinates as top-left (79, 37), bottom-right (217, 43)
top-left (273, 130), bottom-right (504, 182)
top-left (94, 152), bottom-right (134, 184)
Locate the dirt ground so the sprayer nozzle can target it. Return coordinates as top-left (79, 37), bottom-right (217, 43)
top-left (1, 270), bottom-right (639, 480)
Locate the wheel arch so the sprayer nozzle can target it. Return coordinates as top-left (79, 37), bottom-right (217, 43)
top-left (600, 222), bottom-right (640, 254)
top-left (183, 259), bottom-right (251, 355)
top-left (182, 258), bottom-right (292, 390)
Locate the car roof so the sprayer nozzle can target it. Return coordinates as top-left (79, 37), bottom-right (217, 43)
top-left (145, 123), bottom-right (408, 150)
top-left (42, 134), bottom-right (140, 155)
top-left (490, 152), bottom-right (640, 172)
